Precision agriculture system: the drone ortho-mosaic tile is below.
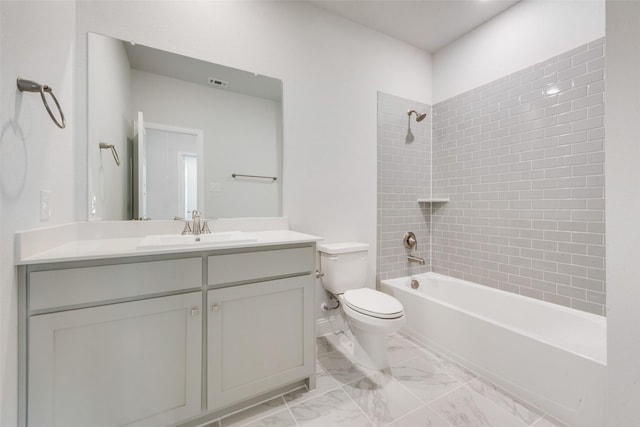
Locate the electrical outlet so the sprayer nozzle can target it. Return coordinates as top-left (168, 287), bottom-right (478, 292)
top-left (208, 182), bottom-right (221, 192)
top-left (40, 190), bottom-right (51, 222)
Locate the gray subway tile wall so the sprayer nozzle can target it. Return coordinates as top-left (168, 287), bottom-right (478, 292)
top-left (431, 38), bottom-right (606, 315)
top-left (377, 92), bottom-right (432, 282)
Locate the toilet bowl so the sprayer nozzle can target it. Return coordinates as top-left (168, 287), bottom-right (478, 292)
top-left (318, 243), bottom-right (405, 370)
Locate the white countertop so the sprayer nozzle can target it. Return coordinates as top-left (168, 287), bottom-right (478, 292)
top-left (15, 219), bottom-right (323, 265)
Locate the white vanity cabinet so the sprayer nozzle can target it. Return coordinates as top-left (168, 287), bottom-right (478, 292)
top-left (28, 293), bottom-right (203, 427)
top-left (21, 257), bottom-right (204, 427)
top-left (206, 247), bottom-right (316, 411)
top-left (19, 238), bottom-right (318, 427)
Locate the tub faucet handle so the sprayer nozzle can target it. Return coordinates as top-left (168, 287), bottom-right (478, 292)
top-left (404, 231), bottom-right (417, 250)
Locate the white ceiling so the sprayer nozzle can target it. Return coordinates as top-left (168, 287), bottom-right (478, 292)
top-left (123, 40), bottom-right (282, 101)
top-left (307, 0), bottom-right (521, 53)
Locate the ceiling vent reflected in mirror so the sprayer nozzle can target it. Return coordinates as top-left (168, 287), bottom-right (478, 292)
top-left (208, 77), bottom-right (229, 88)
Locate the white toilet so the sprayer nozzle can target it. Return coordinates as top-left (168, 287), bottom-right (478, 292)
top-left (318, 242), bottom-right (405, 370)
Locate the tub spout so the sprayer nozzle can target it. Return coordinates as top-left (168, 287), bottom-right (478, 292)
top-left (408, 255), bottom-right (425, 265)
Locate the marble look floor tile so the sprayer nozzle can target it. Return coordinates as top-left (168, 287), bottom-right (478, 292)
top-left (385, 406), bottom-right (452, 427)
top-left (283, 362), bottom-right (340, 406)
top-left (221, 397), bottom-right (287, 427)
top-left (318, 348), bottom-right (376, 385)
top-left (321, 331), bottom-right (355, 356)
top-left (390, 356), bottom-right (461, 403)
top-left (342, 372), bottom-right (423, 426)
top-left (243, 409), bottom-right (296, 427)
top-left (467, 378), bottom-right (543, 425)
top-left (317, 335), bottom-right (337, 356)
top-left (413, 347), bottom-right (476, 384)
top-left (290, 388), bottom-right (374, 427)
top-left (387, 334), bottom-right (421, 365)
top-left (429, 385), bottom-right (529, 427)
top-left (212, 331), bottom-right (571, 427)
top-left (531, 415), bottom-right (568, 427)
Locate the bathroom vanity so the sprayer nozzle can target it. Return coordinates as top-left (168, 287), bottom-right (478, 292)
top-left (16, 219), bottom-right (320, 427)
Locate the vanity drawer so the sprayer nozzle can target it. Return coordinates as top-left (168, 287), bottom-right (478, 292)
top-left (29, 258), bottom-right (202, 311)
top-left (208, 247), bottom-right (314, 286)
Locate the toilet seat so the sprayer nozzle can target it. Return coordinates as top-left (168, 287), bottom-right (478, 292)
top-left (343, 288), bottom-right (404, 319)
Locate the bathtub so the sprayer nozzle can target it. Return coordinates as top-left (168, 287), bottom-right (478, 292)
top-left (380, 272), bottom-right (606, 427)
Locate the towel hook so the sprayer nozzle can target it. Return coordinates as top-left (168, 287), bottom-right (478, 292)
top-left (99, 142), bottom-right (121, 166)
top-left (16, 78), bottom-right (66, 129)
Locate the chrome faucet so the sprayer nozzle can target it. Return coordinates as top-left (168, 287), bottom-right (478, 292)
top-left (192, 210), bottom-right (201, 236)
top-left (404, 231), bottom-right (425, 265)
top-left (408, 255), bottom-right (426, 265)
top-left (174, 210), bottom-right (211, 235)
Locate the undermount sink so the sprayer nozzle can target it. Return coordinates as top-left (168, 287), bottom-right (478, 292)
top-left (137, 231), bottom-right (257, 249)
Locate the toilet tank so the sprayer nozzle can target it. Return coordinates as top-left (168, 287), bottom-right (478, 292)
top-left (318, 242), bottom-right (369, 294)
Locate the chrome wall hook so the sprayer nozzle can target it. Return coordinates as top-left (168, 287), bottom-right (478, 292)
top-left (16, 78), bottom-right (66, 129)
top-left (99, 142), bottom-right (121, 166)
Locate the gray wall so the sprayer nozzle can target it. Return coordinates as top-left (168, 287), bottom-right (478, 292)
top-left (431, 38), bottom-right (606, 315)
top-left (377, 92), bottom-right (432, 282)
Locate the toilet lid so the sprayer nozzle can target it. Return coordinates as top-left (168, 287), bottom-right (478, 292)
top-left (343, 288), bottom-right (404, 319)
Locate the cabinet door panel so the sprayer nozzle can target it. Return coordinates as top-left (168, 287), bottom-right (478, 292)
top-left (208, 275), bottom-right (314, 410)
top-left (28, 293), bottom-right (202, 427)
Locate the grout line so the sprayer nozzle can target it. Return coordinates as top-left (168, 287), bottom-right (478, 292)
top-left (455, 381), bottom-right (534, 427)
top-left (426, 382), bottom-right (467, 407)
top-left (379, 403), bottom-right (428, 427)
top-left (338, 380), bottom-right (378, 427)
top-left (284, 398), bottom-right (301, 427)
top-left (426, 405), bottom-right (456, 427)
top-left (430, 105), bottom-right (434, 272)
top-left (530, 414), bottom-right (546, 426)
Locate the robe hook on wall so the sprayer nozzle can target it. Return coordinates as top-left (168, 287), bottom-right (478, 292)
top-left (99, 142), bottom-right (121, 166)
top-left (16, 78), bottom-right (66, 129)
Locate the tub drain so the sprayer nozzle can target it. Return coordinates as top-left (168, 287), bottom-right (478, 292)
top-left (411, 279), bottom-right (419, 289)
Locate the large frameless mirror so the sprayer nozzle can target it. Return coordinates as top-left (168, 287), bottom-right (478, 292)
top-left (87, 33), bottom-right (283, 220)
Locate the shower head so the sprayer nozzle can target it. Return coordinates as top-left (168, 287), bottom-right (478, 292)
top-left (408, 110), bottom-right (427, 122)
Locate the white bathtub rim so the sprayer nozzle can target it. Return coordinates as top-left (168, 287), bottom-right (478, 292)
top-left (381, 272), bottom-right (607, 366)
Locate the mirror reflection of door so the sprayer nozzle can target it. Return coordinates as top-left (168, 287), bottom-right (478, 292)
top-left (133, 112), bottom-right (147, 220)
top-left (134, 115), bottom-right (204, 220)
top-left (179, 153), bottom-right (198, 219)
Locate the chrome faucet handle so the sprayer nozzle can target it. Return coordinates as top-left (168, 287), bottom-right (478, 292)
top-left (174, 216), bottom-right (192, 235)
top-left (201, 220), bottom-right (211, 234)
top-left (179, 221), bottom-right (192, 235)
